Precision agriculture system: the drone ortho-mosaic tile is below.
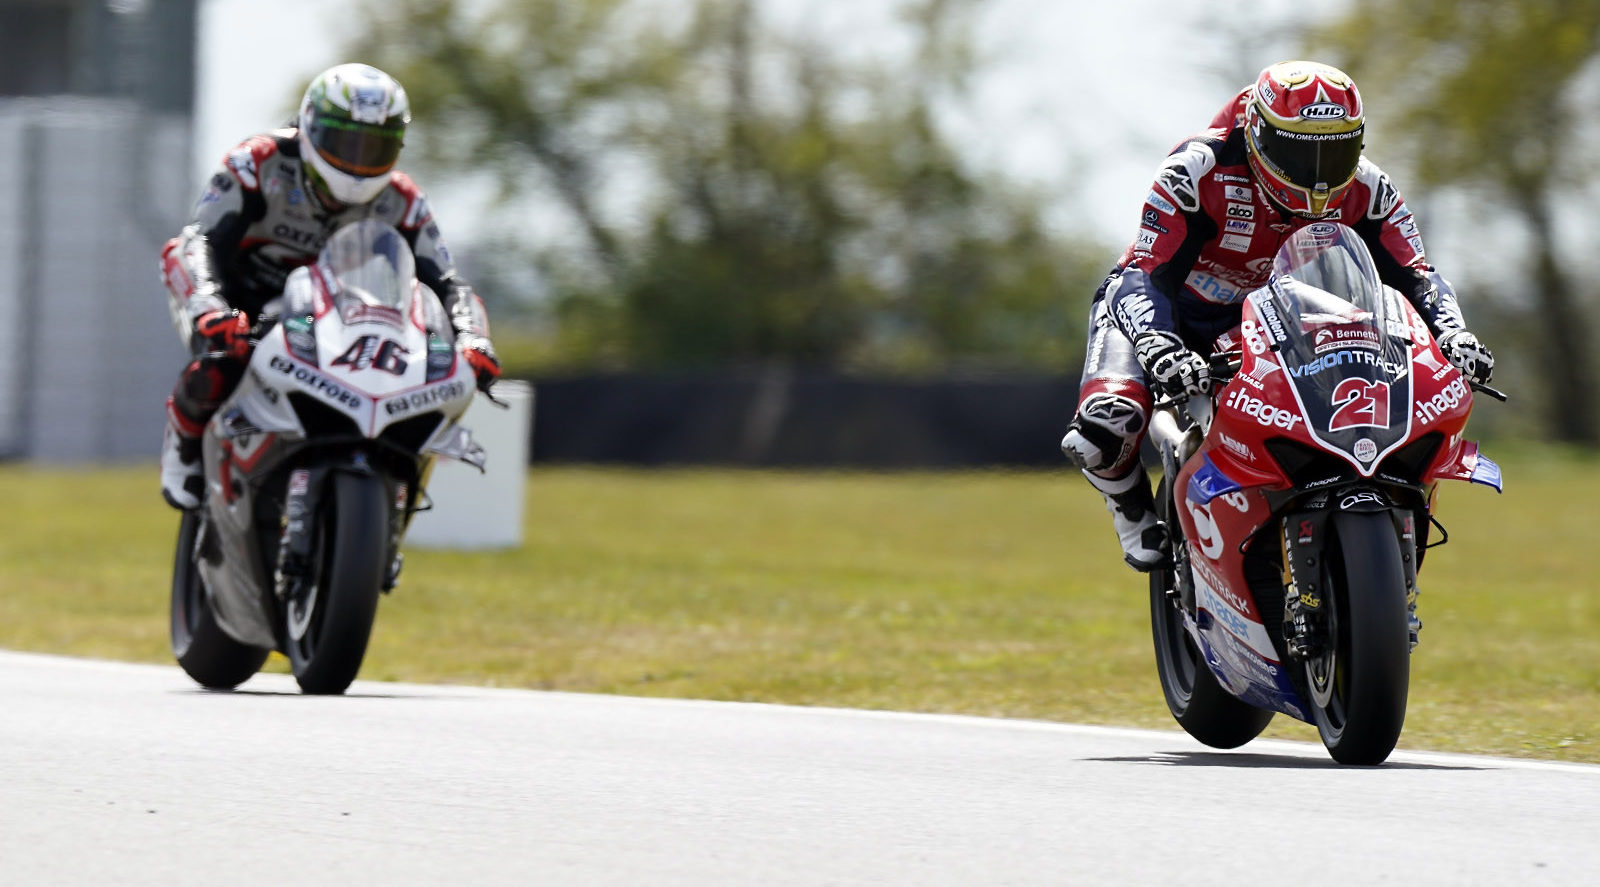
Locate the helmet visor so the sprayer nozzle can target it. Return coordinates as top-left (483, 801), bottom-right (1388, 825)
top-left (1253, 120), bottom-right (1363, 192)
top-left (306, 115), bottom-right (404, 177)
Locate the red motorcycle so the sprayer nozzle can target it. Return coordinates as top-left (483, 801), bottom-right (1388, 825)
top-left (1148, 223), bottom-right (1503, 765)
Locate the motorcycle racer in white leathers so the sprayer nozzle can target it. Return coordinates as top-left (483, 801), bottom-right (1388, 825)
top-left (159, 63), bottom-right (500, 509)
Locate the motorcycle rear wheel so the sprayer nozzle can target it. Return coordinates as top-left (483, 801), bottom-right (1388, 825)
top-left (170, 511), bottom-right (269, 689)
top-left (1149, 478), bottom-right (1274, 748)
top-left (1308, 511), bottom-right (1410, 765)
top-left (285, 471), bottom-right (387, 695)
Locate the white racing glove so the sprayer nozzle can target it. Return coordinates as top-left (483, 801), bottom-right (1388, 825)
top-left (1135, 331), bottom-right (1211, 399)
top-left (1438, 330), bottom-right (1494, 385)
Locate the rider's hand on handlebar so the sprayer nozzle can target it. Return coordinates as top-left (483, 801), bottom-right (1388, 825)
top-left (194, 309), bottom-right (251, 360)
top-left (1136, 331), bottom-right (1211, 400)
top-left (1438, 329), bottom-right (1494, 385)
top-left (458, 333), bottom-right (502, 393)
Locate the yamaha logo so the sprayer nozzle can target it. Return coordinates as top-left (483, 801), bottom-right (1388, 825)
top-left (1299, 102), bottom-right (1348, 120)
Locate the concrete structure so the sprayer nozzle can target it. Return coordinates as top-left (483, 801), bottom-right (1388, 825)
top-left (0, 0), bottom-right (198, 460)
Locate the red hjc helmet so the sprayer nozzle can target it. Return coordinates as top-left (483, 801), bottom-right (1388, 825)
top-left (1244, 61), bottom-right (1365, 219)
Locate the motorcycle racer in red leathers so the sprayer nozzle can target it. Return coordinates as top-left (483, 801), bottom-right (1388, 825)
top-left (1061, 60), bottom-right (1495, 571)
top-left (159, 63), bottom-right (501, 510)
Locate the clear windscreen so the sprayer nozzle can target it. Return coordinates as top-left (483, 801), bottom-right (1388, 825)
top-left (1257, 223), bottom-right (1414, 470)
top-left (320, 220), bottom-right (417, 320)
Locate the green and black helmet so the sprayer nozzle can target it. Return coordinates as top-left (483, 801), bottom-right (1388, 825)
top-left (297, 64), bottom-right (410, 206)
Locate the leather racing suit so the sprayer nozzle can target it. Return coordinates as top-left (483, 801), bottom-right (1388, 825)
top-left (159, 128), bottom-right (493, 459)
top-left (1063, 97), bottom-right (1468, 570)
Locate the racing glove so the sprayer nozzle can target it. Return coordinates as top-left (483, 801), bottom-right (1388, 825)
top-left (1437, 330), bottom-right (1494, 385)
top-left (458, 333), bottom-right (502, 392)
top-left (1135, 330), bottom-right (1210, 399)
top-left (194, 308), bottom-right (251, 360)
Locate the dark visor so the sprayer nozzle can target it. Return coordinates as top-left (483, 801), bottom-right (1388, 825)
top-left (307, 116), bottom-right (403, 177)
top-left (1256, 121), bottom-right (1363, 191)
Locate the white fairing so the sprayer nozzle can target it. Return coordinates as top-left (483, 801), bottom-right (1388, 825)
top-left (232, 266), bottom-right (474, 442)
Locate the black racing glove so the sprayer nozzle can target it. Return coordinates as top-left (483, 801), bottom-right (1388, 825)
top-left (1437, 330), bottom-right (1494, 385)
top-left (1135, 331), bottom-right (1210, 399)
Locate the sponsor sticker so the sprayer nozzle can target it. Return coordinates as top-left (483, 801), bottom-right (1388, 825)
top-left (1299, 102), bottom-right (1348, 120)
top-left (1225, 388), bottom-right (1304, 430)
top-left (1220, 233), bottom-right (1252, 252)
top-left (1145, 190), bottom-right (1177, 215)
top-left (1185, 271), bottom-right (1241, 304)
top-left (1226, 203), bottom-right (1254, 220)
top-left (1224, 218), bottom-right (1255, 235)
top-left (1353, 438), bottom-right (1378, 463)
top-left (1135, 228), bottom-right (1159, 250)
top-left (1312, 324), bottom-right (1381, 354)
top-left (1415, 377), bottom-right (1469, 425)
top-left (1224, 185), bottom-right (1253, 202)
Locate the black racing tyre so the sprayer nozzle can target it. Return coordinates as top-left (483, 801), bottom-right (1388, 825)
top-left (285, 471), bottom-right (387, 695)
top-left (1307, 511), bottom-right (1411, 765)
top-left (171, 511), bottom-right (269, 689)
top-left (1149, 478), bottom-right (1274, 749)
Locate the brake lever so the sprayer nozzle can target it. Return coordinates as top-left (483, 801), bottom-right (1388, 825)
top-left (1470, 381), bottom-right (1508, 402)
top-left (481, 386), bottom-right (511, 409)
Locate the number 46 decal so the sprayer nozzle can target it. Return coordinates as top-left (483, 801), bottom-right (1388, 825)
top-left (1329, 378), bottom-right (1390, 431)
top-left (331, 335), bottom-right (409, 375)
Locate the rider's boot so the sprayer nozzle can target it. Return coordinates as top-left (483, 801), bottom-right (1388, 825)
top-left (160, 417), bottom-right (204, 511)
top-left (1083, 465), bottom-right (1170, 573)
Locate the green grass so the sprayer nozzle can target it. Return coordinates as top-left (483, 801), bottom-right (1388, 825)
top-left (1, 454), bottom-right (1596, 762)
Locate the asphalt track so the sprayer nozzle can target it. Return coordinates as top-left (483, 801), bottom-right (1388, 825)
top-left (2, 650), bottom-right (1595, 886)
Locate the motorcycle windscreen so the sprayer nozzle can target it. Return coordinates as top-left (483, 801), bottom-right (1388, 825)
top-left (1262, 224), bottom-right (1413, 474)
top-left (319, 219), bottom-right (418, 327)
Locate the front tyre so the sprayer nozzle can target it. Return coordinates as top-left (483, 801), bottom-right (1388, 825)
top-left (1308, 511), bottom-right (1411, 765)
top-left (285, 471), bottom-right (388, 695)
top-left (170, 511), bottom-right (269, 689)
top-left (1149, 478), bottom-right (1273, 748)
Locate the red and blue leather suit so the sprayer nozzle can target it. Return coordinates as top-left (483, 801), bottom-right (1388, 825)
top-left (1070, 90), bottom-right (1466, 479)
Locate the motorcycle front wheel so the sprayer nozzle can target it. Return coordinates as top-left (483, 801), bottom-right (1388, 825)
top-left (284, 471), bottom-right (387, 695)
top-left (170, 510), bottom-right (269, 689)
top-left (1307, 510), bottom-right (1411, 765)
top-left (1149, 477), bottom-right (1273, 748)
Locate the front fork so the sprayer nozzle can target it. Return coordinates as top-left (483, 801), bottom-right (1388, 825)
top-left (1279, 494), bottom-right (1424, 659)
top-left (274, 453), bottom-right (407, 602)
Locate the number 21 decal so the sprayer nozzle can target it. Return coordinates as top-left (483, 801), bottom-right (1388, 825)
top-left (1329, 378), bottom-right (1390, 431)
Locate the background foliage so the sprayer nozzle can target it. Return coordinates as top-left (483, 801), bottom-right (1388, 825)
top-left (353, 0), bottom-right (1110, 374)
top-left (350, 0), bottom-right (1600, 443)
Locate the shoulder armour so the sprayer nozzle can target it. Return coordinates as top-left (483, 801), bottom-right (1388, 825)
top-left (1154, 139), bottom-right (1218, 214)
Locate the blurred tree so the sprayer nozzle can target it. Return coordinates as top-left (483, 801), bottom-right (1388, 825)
top-left (1319, 0), bottom-right (1600, 443)
top-left (351, 0), bottom-right (1107, 372)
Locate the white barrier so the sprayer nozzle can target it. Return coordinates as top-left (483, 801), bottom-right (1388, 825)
top-left (406, 381), bottom-right (533, 550)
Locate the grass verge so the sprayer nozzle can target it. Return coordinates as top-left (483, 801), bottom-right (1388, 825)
top-left (1, 454), bottom-right (1594, 762)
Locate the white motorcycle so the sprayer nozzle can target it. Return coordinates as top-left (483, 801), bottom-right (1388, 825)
top-left (170, 220), bottom-right (486, 695)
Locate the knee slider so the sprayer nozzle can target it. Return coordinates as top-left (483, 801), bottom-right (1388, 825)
top-left (1063, 393), bottom-right (1148, 473)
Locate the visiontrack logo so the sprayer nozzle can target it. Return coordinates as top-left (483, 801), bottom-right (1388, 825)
top-left (1225, 388), bottom-right (1304, 430)
top-left (1287, 349), bottom-right (1404, 379)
